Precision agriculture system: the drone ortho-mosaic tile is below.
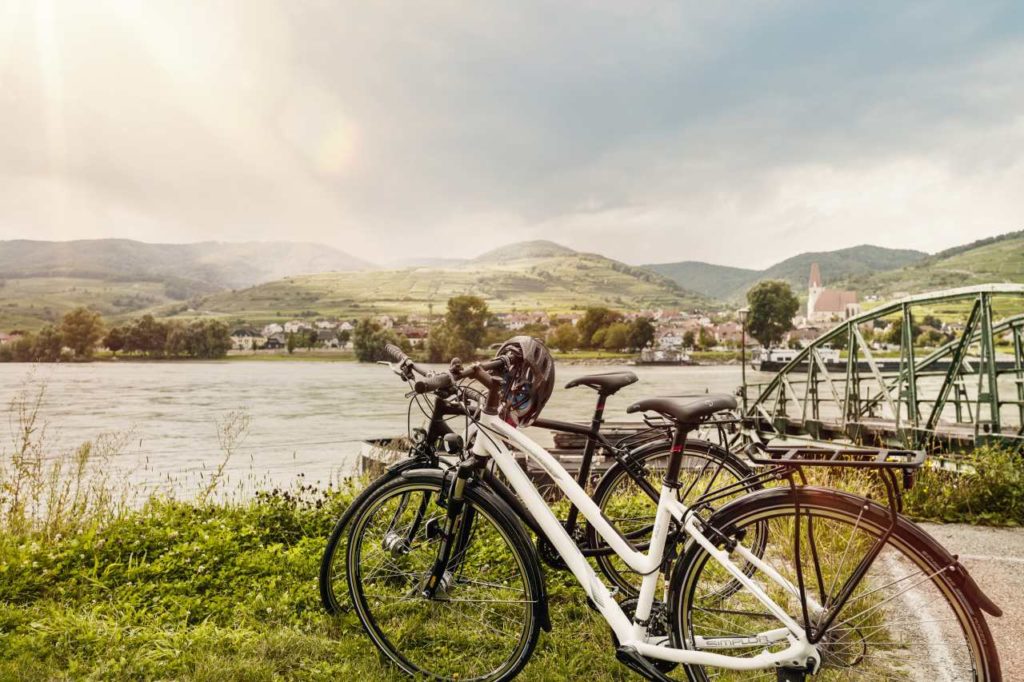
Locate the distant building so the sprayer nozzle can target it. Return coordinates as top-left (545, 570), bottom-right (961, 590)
top-left (807, 263), bottom-right (860, 323)
top-left (230, 329), bottom-right (266, 350)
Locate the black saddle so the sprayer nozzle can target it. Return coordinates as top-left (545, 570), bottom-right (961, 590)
top-left (626, 394), bottom-right (737, 425)
top-left (564, 371), bottom-right (638, 395)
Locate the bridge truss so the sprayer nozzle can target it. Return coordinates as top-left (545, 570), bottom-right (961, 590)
top-left (744, 284), bottom-right (1024, 452)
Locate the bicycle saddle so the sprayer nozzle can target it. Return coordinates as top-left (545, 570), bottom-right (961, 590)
top-left (625, 394), bottom-right (737, 425)
top-left (564, 372), bottom-right (638, 395)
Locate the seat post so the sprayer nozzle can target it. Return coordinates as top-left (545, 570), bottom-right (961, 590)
top-left (663, 424), bottom-right (692, 489)
top-left (564, 391), bottom-right (608, 533)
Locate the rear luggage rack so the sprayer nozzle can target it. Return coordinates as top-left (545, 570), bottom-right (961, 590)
top-left (747, 445), bottom-right (926, 470)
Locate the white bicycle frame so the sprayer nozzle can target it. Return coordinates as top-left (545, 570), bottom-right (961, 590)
top-left (469, 412), bottom-right (824, 672)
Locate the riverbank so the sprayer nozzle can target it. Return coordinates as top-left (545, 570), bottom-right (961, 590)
top-left (2, 461), bottom-right (1021, 680)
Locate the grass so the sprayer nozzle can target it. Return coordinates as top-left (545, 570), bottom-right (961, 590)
top-left (2, 382), bottom-right (1021, 680)
top-left (0, 486), bottom-right (637, 681)
top-left (0, 277), bottom-right (181, 332)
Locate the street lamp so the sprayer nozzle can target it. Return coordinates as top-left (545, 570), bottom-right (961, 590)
top-left (738, 307), bottom-right (750, 410)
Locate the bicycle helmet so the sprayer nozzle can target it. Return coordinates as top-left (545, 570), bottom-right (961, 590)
top-left (495, 336), bottom-right (555, 427)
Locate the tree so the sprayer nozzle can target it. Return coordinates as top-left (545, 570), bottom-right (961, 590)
top-left (353, 318), bottom-right (408, 362)
top-left (682, 330), bottom-right (696, 349)
top-left (546, 323), bottom-right (579, 352)
top-left (446, 296), bottom-right (489, 347)
top-left (103, 326), bottom-right (127, 356)
top-left (697, 326), bottom-right (717, 351)
top-left (286, 333), bottom-right (297, 355)
top-left (33, 325), bottom-right (65, 362)
top-left (125, 315), bottom-right (169, 356)
top-left (746, 280), bottom-right (799, 348)
top-left (627, 318), bottom-right (655, 351)
top-left (337, 329), bottom-right (351, 348)
top-left (603, 322), bottom-right (631, 351)
top-left (576, 307), bottom-right (622, 348)
top-left (427, 296), bottom-right (490, 361)
top-left (60, 307), bottom-right (104, 359)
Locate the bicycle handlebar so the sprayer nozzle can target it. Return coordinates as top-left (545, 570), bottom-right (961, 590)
top-left (384, 343), bottom-right (409, 364)
top-left (414, 372), bottom-right (455, 394)
top-left (410, 356), bottom-right (509, 395)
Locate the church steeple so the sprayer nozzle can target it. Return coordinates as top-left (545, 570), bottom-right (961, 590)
top-left (809, 262), bottom-right (822, 289)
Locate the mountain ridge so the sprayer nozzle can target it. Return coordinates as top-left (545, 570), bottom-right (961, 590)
top-left (646, 244), bottom-right (927, 299)
top-left (0, 238), bottom-right (374, 292)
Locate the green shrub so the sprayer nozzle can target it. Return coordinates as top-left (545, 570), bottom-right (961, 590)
top-left (905, 446), bottom-right (1024, 526)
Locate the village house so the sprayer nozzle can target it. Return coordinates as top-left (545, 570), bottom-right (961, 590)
top-left (230, 329), bottom-right (266, 351)
top-left (714, 321), bottom-right (743, 345)
top-left (283, 319), bottom-right (312, 334)
top-left (398, 325), bottom-right (429, 348)
top-left (316, 329), bottom-right (342, 348)
top-left (264, 333), bottom-right (286, 349)
top-left (261, 322), bottom-right (284, 337)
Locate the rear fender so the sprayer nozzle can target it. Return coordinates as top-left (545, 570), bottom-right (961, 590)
top-left (673, 486), bottom-right (1002, 618)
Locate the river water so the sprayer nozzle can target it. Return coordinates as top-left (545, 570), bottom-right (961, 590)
top-left (0, 361), bottom-right (771, 495)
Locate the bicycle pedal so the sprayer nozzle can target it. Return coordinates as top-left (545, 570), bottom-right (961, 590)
top-left (614, 646), bottom-right (674, 682)
top-left (776, 666), bottom-right (809, 682)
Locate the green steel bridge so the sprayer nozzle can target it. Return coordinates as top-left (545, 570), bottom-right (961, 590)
top-left (743, 284), bottom-right (1024, 453)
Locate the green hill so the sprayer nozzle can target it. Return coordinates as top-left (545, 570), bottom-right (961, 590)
top-left (838, 230), bottom-right (1024, 296)
top-left (643, 261), bottom-right (759, 299)
top-left (646, 244), bottom-right (926, 300)
top-left (193, 244), bottom-right (707, 323)
top-left (0, 239), bottom-right (373, 330)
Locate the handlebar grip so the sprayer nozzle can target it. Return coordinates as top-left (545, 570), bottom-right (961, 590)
top-left (384, 343), bottom-right (408, 364)
top-left (414, 372), bottom-right (454, 394)
top-left (478, 357), bottom-right (507, 372)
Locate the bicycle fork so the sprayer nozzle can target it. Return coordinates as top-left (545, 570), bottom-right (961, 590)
top-left (419, 457), bottom-right (479, 599)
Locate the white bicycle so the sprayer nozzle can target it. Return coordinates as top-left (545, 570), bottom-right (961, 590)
top-left (344, 340), bottom-right (1002, 681)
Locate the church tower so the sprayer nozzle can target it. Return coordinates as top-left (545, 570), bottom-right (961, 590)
top-left (808, 262), bottom-right (822, 319)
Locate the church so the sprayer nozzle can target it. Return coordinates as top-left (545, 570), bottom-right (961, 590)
top-left (806, 263), bottom-right (861, 323)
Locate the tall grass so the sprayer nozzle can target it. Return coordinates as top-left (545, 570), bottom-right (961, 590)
top-left (0, 383), bottom-right (137, 538)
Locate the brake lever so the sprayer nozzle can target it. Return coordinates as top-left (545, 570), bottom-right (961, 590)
top-left (377, 360), bottom-right (413, 381)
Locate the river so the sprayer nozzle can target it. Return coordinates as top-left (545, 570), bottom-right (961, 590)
top-left (0, 361), bottom-right (771, 495)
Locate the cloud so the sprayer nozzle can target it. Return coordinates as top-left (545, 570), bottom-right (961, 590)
top-left (0, 0), bottom-right (1022, 266)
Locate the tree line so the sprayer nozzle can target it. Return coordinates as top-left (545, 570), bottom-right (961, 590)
top-left (350, 297), bottom-right (658, 363)
top-left (546, 307), bottom-right (654, 352)
top-left (0, 309), bottom-right (231, 362)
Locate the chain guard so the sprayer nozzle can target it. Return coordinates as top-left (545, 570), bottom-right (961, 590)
top-left (536, 525), bottom-right (588, 571)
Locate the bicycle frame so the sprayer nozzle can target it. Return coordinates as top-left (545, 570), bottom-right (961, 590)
top-left (470, 412), bottom-right (823, 672)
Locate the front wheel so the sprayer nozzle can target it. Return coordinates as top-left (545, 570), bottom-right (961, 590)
top-left (671, 486), bottom-right (1001, 681)
top-left (346, 469), bottom-right (544, 682)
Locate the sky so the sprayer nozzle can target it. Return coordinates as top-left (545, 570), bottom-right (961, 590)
top-left (1, 1), bottom-right (1023, 269)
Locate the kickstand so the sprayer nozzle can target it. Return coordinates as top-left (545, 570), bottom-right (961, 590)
top-left (776, 667), bottom-right (808, 682)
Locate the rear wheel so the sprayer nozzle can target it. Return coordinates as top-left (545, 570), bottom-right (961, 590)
top-left (672, 487), bottom-right (1001, 681)
top-left (590, 440), bottom-right (763, 598)
top-left (346, 470), bottom-right (542, 682)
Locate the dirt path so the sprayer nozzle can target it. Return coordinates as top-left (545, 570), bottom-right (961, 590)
top-left (920, 523), bottom-right (1024, 675)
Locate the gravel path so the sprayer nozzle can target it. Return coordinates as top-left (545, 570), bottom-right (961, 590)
top-left (920, 523), bottom-right (1024, 675)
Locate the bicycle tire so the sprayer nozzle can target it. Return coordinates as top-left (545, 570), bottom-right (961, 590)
top-left (670, 486), bottom-right (1001, 681)
top-left (346, 469), bottom-right (544, 682)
